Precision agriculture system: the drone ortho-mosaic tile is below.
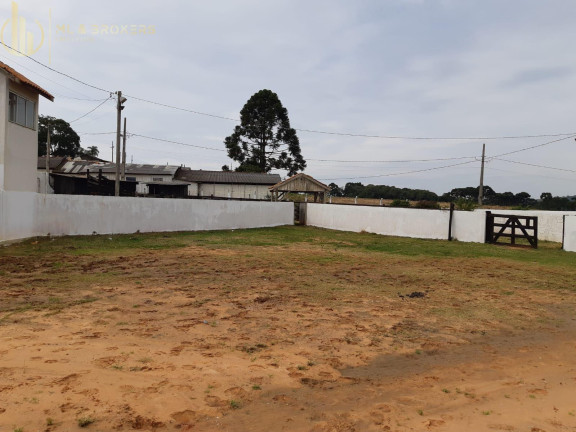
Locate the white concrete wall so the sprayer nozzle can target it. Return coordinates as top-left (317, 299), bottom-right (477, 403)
top-left (36, 171), bottom-right (54, 194)
top-left (451, 210), bottom-right (486, 243)
top-left (563, 216), bottom-right (576, 252)
top-left (0, 191), bottom-right (293, 242)
top-left (307, 204), bottom-right (574, 244)
top-left (479, 209), bottom-right (576, 242)
top-left (307, 204), bottom-right (448, 240)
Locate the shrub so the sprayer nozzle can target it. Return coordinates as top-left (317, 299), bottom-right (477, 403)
top-left (390, 199), bottom-right (411, 208)
top-left (455, 198), bottom-right (477, 211)
top-left (415, 200), bottom-right (440, 209)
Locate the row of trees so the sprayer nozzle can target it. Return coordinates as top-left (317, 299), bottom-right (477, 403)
top-left (329, 182), bottom-right (439, 202)
top-left (329, 182), bottom-right (576, 210)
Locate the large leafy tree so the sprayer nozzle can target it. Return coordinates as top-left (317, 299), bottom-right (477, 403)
top-left (224, 89), bottom-right (306, 175)
top-left (38, 115), bottom-right (81, 157)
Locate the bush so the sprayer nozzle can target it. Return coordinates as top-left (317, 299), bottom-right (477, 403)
top-left (390, 199), bottom-right (411, 208)
top-left (455, 198), bottom-right (477, 211)
top-left (415, 200), bottom-right (440, 209)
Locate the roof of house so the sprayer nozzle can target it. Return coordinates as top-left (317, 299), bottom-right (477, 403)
top-left (175, 169), bottom-right (281, 185)
top-left (37, 156), bottom-right (68, 170)
top-left (0, 61), bottom-right (54, 101)
top-left (269, 173), bottom-right (330, 192)
top-left (58, 161), bottom-right (180, 176)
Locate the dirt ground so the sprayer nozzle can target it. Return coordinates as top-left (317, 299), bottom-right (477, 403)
top-left (1, 228), bottom-right (575, 431)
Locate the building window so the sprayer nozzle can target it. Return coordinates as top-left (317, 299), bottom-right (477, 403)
top-left (152, 177), bottom-right (163, 182)
top-left (9, 91), bottom-right (36, 129)
top-left (126, 176), bottom-right (136, 182)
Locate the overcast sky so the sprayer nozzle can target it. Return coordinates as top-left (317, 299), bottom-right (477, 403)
top-left (2, 0), bottom-right (576, 196)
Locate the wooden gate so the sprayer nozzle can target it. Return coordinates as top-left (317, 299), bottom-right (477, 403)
top-left (485, 212), bottom-right (538, 248)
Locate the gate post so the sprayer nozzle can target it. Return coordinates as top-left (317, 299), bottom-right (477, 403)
top-left (485, 211), bottom-right (492, 243)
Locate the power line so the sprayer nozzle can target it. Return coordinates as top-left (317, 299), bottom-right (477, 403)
top-left (492, 157), bottom-right (576, 174)
top-left (486, 166), bottom-right (573, 182)
top-left (69, 98), bottom-right (112, 123)
top-left (130, 133), bottom-right (226, 152)
top-left (126, 93), bottom-right (576, 140)
top-left (4, 45), bottom-right (576, 144)
top-left (491, 134), bottom-right (576, 158)
top-left (294, 129), bottom-right (576, 141)
top-left (319, 159), bottom-right (478, 181)
top-left (78, 131), bottom-right (116, 136)
top-left (3, 50), bottom-right (576, 142)
top-left (308, 155), bottom-right (477, 163)
top-left (125, 94), bottom-right (238, 121)
top-left (0, 40), bottom-right (111, 93)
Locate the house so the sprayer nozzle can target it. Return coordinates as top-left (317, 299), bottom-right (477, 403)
top-left (174, 168), bottom-right (281, 200)
top-left (0, 61), bottom-right (54, 192)
top-left (54, 160), bottom-right (180, 195)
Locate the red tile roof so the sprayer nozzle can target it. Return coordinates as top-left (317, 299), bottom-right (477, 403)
top-left (0, 61), bottom-right (54, 101)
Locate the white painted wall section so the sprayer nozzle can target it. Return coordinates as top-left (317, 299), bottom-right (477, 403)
top-left (307, 204), bottom-right (452, 240)
top-left (0, 191), bottom-right (293, 242)
top-left (563, 216), bottom-right (576, 252)
top-left (451, 210), bottom-right (486, 243)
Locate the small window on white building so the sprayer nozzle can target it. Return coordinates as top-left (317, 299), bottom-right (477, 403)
top-left (126, 176), bottom-right (136, 181)
top-left (152, 177), bottom-right (163, 182)
top-left (9, 91), bottom-right (36, 129)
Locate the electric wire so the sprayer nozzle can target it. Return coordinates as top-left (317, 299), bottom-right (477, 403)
top-left (69, 98), bottom-right (113, 123)
top-left (3, 45), bottom-right (575, 142)
top-left (0, 40), bottom-right (112, 93)
top-left (492, 157), bottom-right (576, 174)
top-left (319, 159), bottom-right (479, 182)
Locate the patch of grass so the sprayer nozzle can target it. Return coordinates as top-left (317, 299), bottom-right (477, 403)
top-left (77, 416), bottom-right (95, 427)
top-left (442, 388), bottom-right (450, 393)
top-left (229, 400), bottom-right (241, 409)
top-left (111, 364), bottom-right (123, 370)
top-left (138, 357), bottom-right (152, 363)
top-left (417, 409), bottom-right (423, 416)
top-left (252, 385), bottom-right (262, 390)
top-left (14, 428), bottom-right (23, 432)
top-left (482, 410), bottom-right (492, 415)
top-left (46, 418), bottom-right (54, 426)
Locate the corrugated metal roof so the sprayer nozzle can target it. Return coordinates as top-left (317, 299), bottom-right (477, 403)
top-left (58, 161), bottom-right (179, 176)
top-left (176, 169), bottom-right (281, 185)
top-left (37, 156), bottom-right (67, 170)
top-left (0, 61), bottom-right (54, 101)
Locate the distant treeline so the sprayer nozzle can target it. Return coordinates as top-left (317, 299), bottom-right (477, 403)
top-left (329, 183), bottom-right (576, 210)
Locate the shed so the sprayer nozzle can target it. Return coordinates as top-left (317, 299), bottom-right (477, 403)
top-left (269, 173), bottom-right (330, 203)
top-left (174, 168), bottom-right (281, 200)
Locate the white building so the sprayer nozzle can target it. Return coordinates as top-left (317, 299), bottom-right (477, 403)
top-left (0, 61), bottom-right (54, 192)
top-left (175, 169), bottom-right (281, 200)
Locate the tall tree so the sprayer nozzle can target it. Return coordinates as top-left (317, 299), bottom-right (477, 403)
top-left (224, 90), bottom-right (306, 175)
top-left (38, 115), bottom-right (81, 157)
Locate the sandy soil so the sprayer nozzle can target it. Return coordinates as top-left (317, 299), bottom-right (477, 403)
top-left (1, 243), bottom-right (575, 431)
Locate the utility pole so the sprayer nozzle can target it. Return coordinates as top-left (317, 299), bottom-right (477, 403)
top-left (115, 91), bottom-right (126, 196)
top-left (45, 124), bottom-right (50, 194)
top-left (121, 117), bottom-right (127, 180)
top-left (111, 141), bottom-right (114, 163)
top-left (478, 143), bottom-right (486, 205)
